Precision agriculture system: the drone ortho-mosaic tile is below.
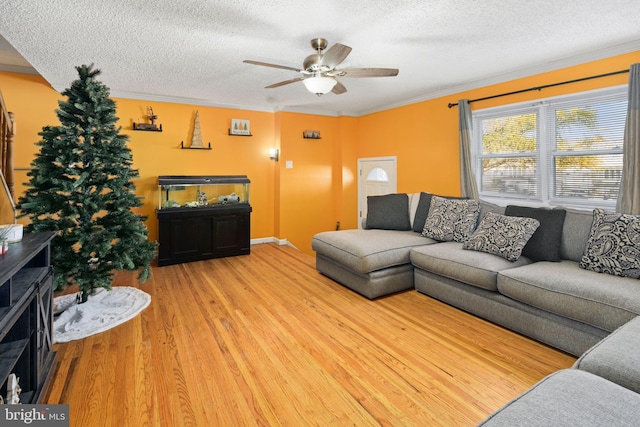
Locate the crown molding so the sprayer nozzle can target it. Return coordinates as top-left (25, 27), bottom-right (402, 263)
top-left (48, 86), bottom-right (344, 117)
top-left (0, 64), bottom-right (39, 75)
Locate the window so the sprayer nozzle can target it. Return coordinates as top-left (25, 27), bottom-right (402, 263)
top-left (367, 167), bottom-right (389, 182)
top-left (473, 86), bottom-right (626, 207)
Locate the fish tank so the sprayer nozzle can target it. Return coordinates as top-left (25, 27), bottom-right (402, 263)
top-left (158, 175), bottom-right (250, 210)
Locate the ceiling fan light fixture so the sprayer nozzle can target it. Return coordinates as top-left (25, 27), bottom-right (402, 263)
top-left (303, 76), bottom-right (337, 95)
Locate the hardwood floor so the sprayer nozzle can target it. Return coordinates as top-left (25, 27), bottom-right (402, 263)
top-left (44, 243), bottom-right (576, 426)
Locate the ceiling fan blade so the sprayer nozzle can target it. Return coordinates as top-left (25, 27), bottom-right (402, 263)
top-left (243, 60), bottom-right (301, 73)
top-left (265, 77), bottom-right (304, 88)
top-left (339, 68), bottom-right (399, 77)
top-left (331, 81), bottom-right (347, 95)
top-left (319, 43), bottom-right (352, 69)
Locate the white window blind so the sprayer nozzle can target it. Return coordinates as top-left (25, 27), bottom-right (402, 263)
top-left (473, 86), bottom-right (627, 208)
top-left (478, 110), bottom-right (539, 199)
top-left (546, 92), bottom-right (626, 204)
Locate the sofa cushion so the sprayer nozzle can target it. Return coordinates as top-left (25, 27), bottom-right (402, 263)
top-left (478, 369), bottom-right (640, 427)
top-left (574, 316), bottom-right (640, 394)
top-left (312, 229), bottom-right (435, 275)
top-left (316, 254), bottom-right (415, 299)
top-left (505, 205), bottom-right (567, 262)
top-left (463, 212), bottom-right (540, 261)
top-left (421, 196), bottom-right (480, 242)
top-left (560, 207), bottom-right (594, 262)
top-left (410, 242), bottom-right (531, 291)
top-left (365, 193), bottom-right (411, 230)
top-left (412, 192), bottom-right (468, 233)
top-left (579, 209), bottom-right (640, 279)
top-left (498, 260), bottom-right (640, 332)
top-left (479, 199), bottom-right (505, 221)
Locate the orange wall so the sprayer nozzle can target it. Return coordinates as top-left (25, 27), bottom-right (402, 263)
top-left (1, 49), bottom-right (639, 255)
top-left (0, 74), bottom-right (278, 245)
top-left (0, 72), bottom-right (60, 206)
top-left (336, 116), bottom-right (359, 230)
top-left (357, 102), bottom-right (461, 196)
top-left (357, 51), bottom-right (640, 200)
top-left (114, 101), bottom-right (277, 243)
top-left (275, 112), bottom-right (357, 252)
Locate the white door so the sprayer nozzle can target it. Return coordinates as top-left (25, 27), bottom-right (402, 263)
top-left (358, 157), bottom-right (397, 229)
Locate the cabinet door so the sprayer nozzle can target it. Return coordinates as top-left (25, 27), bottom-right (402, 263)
top-left (36, 268), bottom-right (54, 388)
top-left (160, 217), bottom-right (213, 259)
top-left (213, 213), bottom-right (250, 253)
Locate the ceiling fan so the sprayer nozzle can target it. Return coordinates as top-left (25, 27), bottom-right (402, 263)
top-left (243, 38), bottom-right (399, 96)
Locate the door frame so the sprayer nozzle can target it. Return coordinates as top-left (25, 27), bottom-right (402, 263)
top-left (357, 156), bottom-right (397, 229)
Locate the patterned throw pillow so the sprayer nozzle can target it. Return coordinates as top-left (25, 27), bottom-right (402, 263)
top-left (463, 212), bottom-right (540, 261)
top-left (579, 209), bottom-right (640, 279)
top-left (412, 192), bottom-right (468, 233)
top-left (422, 196), bottom-right (480, 242)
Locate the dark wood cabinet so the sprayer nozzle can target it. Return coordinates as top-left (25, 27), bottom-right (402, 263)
top-left (0, 231), bottom-right (56, 403)
top-left (157, 204), bottom-right (252, 266)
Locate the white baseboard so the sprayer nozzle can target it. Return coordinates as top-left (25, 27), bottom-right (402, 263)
top-left (250, 237), bottom-right (297, 249)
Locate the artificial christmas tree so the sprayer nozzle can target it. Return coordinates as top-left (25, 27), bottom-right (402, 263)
top-left (19, 64), bottom-right (157, 301)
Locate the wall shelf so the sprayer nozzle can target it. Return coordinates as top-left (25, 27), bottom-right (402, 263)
top-left (133, 123), bottom-right (163, 132)
top-left (228, 130), bottom-right (252, 137)
top-left (180, 141), bottom-right (212, 150)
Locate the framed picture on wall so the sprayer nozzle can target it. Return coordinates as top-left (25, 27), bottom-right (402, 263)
top-left (230, 119), bottom-right (251, 136)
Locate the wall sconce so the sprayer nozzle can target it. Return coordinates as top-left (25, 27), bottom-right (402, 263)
top-left (269, 148), bottom-right (280, 161)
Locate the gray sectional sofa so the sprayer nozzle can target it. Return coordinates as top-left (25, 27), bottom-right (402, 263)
top-left (312, 192), bottom-right (640, 356)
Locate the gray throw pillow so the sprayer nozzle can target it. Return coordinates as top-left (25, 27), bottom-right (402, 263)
top-left (463, 212), bottom-right (540, 261)
top-left (505, 205), bottom-right (567, 262)
top-left (579, 209), bottom-right (640, 278)
top-left (365, 193), bottom-right (411, 231)
top-left (412, 192), bottom-right (467, 233)
top-left (422, 196), bottom-right (480, 242)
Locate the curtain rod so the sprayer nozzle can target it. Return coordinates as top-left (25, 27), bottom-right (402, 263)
top-left (447, 68), bottom-right (630, 108)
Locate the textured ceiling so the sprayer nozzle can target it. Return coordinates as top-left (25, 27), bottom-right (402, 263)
top-left (1, 1), bottom-right (640, 116)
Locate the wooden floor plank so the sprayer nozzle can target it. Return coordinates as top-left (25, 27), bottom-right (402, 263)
top-left (44, 243), bottom-right (576, 426)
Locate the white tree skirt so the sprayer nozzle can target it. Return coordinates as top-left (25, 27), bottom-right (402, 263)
top-left (54, 286), bottom-right (151, 343)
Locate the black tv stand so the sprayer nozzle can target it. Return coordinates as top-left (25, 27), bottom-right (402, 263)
top-left (0, 232), bottom-right (56, 403)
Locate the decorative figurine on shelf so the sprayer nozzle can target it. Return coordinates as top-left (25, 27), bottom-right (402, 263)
top-left (180, 111), bottom-right (211, 149)
top-left (148, 107), bottom-right (158, 126)
top-left (133, 106), bottom-right (162, 131)
top-left (191, 111), bottom-right (204, 148)
top-left (197, 191), bottom-right (208, 206)
top-left (6, 373), bottom-right (21, 404)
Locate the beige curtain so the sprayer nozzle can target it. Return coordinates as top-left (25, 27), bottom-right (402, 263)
top-left (459, 99), bottom-right (478, 198)
top-left (616, 63), bottom-right (640, 214)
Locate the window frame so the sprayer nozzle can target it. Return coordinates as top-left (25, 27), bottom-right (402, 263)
top-left (472, 85), bottom-right (627, 209)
